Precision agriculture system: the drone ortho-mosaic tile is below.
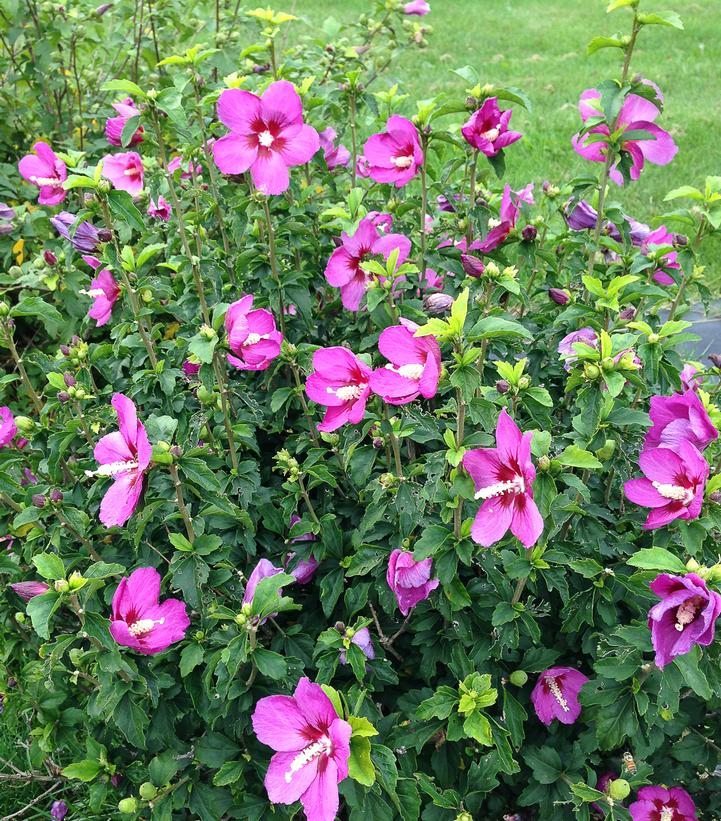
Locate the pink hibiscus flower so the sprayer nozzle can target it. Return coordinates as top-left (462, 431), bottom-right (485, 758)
top-left (629, 785), bottom-right (697, 821)
top-left (362, 116), bottom-right (424, 187)
top-left (531, 667), bottom-right (589, 725)
top-left (18, 141), bottom-right (67, 205)
top-left (461, 97), bottom-right (522, 157)
top-left (572, 86), bottom-right (678, 185)
top-left (92, 393), bottom-right (152, 528)
top-left (251, 677), bottom-right (352, 821)
top-left (462, 409), bottom-right (544, 548)
top-left (105, 98), bottom-right (144, 146)
top-left (476, 183), bottom-right (534, 254)
top-left (102, 151), bottom-right (144, 196)
top-left (624, 441), bottom-right (709, 529)
top-left (324, 216), bottom-right (411, 311)
top-left (212, 80), bottom-right (320, 195)
top-left (370, 320), bottom-right (441, 405)
top-left (387, 549), bottom-right (439, 616)
top-left (305, 347), bottom-right (373, 432)
top-left (110, 567), bottom-right (189, 654)
top-left (80, 255), bottom-right (120, 327)
top-left (319, 128), bottom-right (350, 169)
top-left (147, 195), bottom-right (172, 221)
top-left (225, 294), bottom-right (283, 371)
top-left (0, 406), bottom-right (17, 447)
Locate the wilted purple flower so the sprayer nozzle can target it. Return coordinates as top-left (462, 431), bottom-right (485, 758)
top-left (20, 468), bottom-right (38, 487)
top-left (548, 288), bottom-right (570, 305)
top-left (0, 203), bottom-right (16, 235)
top-left (436, 193), bottom-right (460, 213)
top-left (51, 212), bottom-right (104, 253)
top-left (339, 626), bottom-right (375, 665)
top-left (148, 196), bottom-right (172, 221)
top-left (680, 363), bottom-right (702, 393)
top-left (51, 800), bottom-right (68, 821)
top-left (10, 581), bottom-right (50, 601)
top-left (619, 306), bottom-right (636, 321)
top-left (461, 253), bottom-right (485, 278)
top-left (182, 359), bottom-right (201, 378)
top-left (387, 549), bottom-right (439, 616)
top-left (558, 327), bottom-right (599, 371)
top-left (423, 292), bottom-right (454, 315)
top-left (43, 249), bottom-right (58, 266)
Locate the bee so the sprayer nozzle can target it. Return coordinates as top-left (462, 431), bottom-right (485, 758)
top-left (622, 751), bottom-right (637, 775)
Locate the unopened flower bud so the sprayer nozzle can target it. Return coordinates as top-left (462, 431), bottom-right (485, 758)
top-left (63, 372), bottom-right (76, 387)
top-left (334, 621), bottom-right (345, 632)
top-left (647, 332), bottom-right (660, 344)
top-left (118, 797), bottom-right (138, 814)
top-left (95, 2), bottom-right (112, 14)
top-left (521, 224), bottom-right (537, 242)
top-left (461, 254), bottom-right (484, 278)
top-left (608, 779), bottom-right (631, 801)
top-left (44, 250), bottom-right (58, 266)
top-left (509, 670), bottom-right (528, 686)
top-left (139, 782), bottom-right (157, 800)
top-left (708, 353), bottom-right (721, 369)
top-left (200, 324), bottom-right (216, 340)
top-left (140, 288), bottom-right (152, 303)
top-left (50, 489), bottom-right (63, 503)
top-left (495, 379), bottom-right (510, 394)
top-left (0, 301), bottom-right (9, 317)
top-left (60, 344), bottom-right (71, 356)
top-left (584, 363), bottom-right (601, 380)
top-left (685, 558), bottom-right (701, 572)
top-left (32, 494), bottom-right (46, 508)
top-left (455, 813), bottom-right (473, 821)
top-left (601, 357), bottom-right (616, 371)
top-left (423, 293), bottom-right (453, 315)
top-left (97, 228), bottom-right (112, 243)
top-left (517, 376), bottom-right (531, 390)
top-left (619, 306), bottom-right (636, 321)
top-left (14, 416), bottom-right (34, 433)
top-left (54, 579), bottom-right (69, 593)
top-left (548, 288), bottom-right (570, 305)
top-left (537, 455), bottom-right (551, 472)
top-left (68, 571), bottom-right (85, 590)
top-left (594, 439), bottom-right (616, 461)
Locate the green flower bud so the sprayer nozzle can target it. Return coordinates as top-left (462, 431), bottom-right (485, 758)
top-left (455, 813), bottom-right (473, 821)
top-left (200, 324), bottom-right (217, 340)
top-left (537, 455), bottom-right (551, 472)
top-left (197, 386), bottom-right (215, 404)
top-left (601, 356), bottom-right (616, 371)
top-left (584, 363), bottom-right (601, 380)
top-left (54, 579), bottom-right (70, 593)
top-left (139, 782), bottom-right (157, 800)
top-left (118, 797), bottom-right (139, 813)
top-left (517, 375), bottom-right (531, 390)
top-left (0, 301), bottom-right (9, 316)
top-left (509, 670), bottom-right (528, 686)
top-left (68, 571), bottom-right (86, 591)
top-left (594, 439), bottom-right (616, 462)
top-left (608, 778), bottom-right (631, 801)
top-left (140, 288), bottom-right (153, 303)
top-left (14, 415), bottom-right (35, 433)
top-left (647, 332), bottom-right (660, 344)
top-left (15, 612), bottom-right (26, 623)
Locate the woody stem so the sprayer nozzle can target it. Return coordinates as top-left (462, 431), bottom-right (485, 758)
top-left (384, 406), bottom-right (404, 479)
top-left (511, 576), bottom-right (528, 605)
top-left (261, 197), bottom-right (287, 337)
top-left (466, 151), bottom-right (478, 246)
top-left (99, 198), bottom-right (158, 368)
top-left (3, 323), bottom-right (43, 413)
top-left (297, 474), bottom-right (320, 525)
top-left (168, 463), bottom-right (195, 543)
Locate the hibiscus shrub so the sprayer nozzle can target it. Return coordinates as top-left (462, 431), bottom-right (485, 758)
top-left (2, 1), bottom-right (721, 820)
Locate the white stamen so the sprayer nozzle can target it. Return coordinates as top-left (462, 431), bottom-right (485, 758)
top-left (546, 676), bottom-right (570, 712)
top-left (128, 616), bottom-right (165, 637)
top-left (29, 175), bottom-right (60, 186)
top-left (391, 154), bottom-right (413, 169)
top-left (385, 362), bottom-right (425, 381)
top-left (258, 130), bottom-right (275, 148)
top-left (243, 332), bottom-right (271, 347)
top-left (85, 460), bottom-right (139, 478)
top-left (652, 481), bottom-right (694, 505)
top-left (660, 808), bottom-right (674, 821)
top-left (327, 384), bottom-right (364, 402)
top-left (79, 288), bottom-right (105, 298)
top-left (487, 217), bottom-right (502, 229)
top-left (480, 128), bottom-right (500, 141)
top-left (474, 475), bottom-right (525, 500)
top-left (123, 168), bottom-right (138, 176)
top-left (284, 736), bottom-right (332, 784)
top-left (675, 596), bottom-right (702, 632)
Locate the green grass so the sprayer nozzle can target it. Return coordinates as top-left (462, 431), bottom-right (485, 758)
top-left (291, 0), bottom-right (720, 263)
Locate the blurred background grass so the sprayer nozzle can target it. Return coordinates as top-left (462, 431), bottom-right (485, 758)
top-left (293, 0), bottom-right (721, 280)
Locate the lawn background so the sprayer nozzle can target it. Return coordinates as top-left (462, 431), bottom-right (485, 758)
top-left (294, 0), bottom-right (720, 233)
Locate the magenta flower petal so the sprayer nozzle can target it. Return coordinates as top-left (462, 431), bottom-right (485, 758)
top-left (387, 549), bottom-right (439, 616)
top-left (531, 667), bottom-right (588, 726)
top-left (212, 133), bottom-right (258, 175)
top-left (0, 406), bottom-right (17, 447)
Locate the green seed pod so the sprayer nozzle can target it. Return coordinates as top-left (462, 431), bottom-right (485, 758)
top-left (608, 778), bottom-right (631, 800)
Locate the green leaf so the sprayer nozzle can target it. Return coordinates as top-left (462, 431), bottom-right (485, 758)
top-left (120, 114), bottom-right (141, 147)
top-left (101, 79), bottom-right (146, 98)
top-left (627, 548), bottom-right (687, 574)
top-left (25, 590), bottom-right (61, 639)
top-left (179, 643), bottom-right (204, 677)
top-left (556, 445), bottom-right (603, 470)
top-left (349, 715), bottom-right (379, 738)
top-left (607, 0), bottom-right (637, 11)
top-left (196, 732), bottom-right (241, 767)
top-left (587, 35), bottom-right (624, 55)
top-left (664, 185), bottom-right (704, 202)
top-left (463, 711), bottom-right (492, 745)
top-left (61, 759), bottom-right (101, 782)
top-left (252, 647), bottom-right (287, 678)
top-left (107, 189), bottom-right (145, 232)
top-left (11, 297), bottom-right (63, 334)
top-left (638, 10), bottom-right (683, 28)
top-left (468, 316), bottom-right (533, 340)
top-left (673, 647), bottom-right (711, 699)
top-left (348, 736), bottom-right (375, 786)
top-left (32, 552), bottom-right (65, 580)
